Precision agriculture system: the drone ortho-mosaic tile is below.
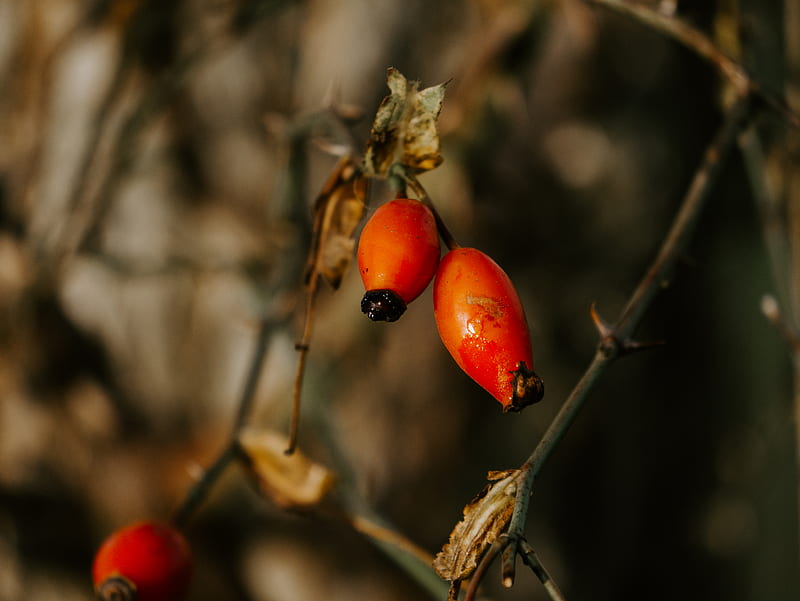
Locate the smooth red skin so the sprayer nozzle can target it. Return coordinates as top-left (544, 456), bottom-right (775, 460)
top-left (357, 198), bottom-right (440, 303)
top-left (434, 248), bottom-right (534, 409)
top-left (92, 521), bottom-right (192, 601)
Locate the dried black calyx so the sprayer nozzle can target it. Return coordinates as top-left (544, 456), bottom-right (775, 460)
top-left (505, 361), bottom-right (544, 412)
top-left (361, 289), bottom-right (407, 322)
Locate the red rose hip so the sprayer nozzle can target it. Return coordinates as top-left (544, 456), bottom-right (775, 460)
top-left (434, 247), bottom-right (543, 411)
top-left (357, 198), bottom-right (441, 322)
top-left (92, 520), bottom-right (192, 601)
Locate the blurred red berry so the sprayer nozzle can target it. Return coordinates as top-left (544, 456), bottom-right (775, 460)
top-left (92, 521), bottom-right (192, 601)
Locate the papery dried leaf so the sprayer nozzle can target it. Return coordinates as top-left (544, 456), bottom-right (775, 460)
top-left (362, 68), bottom-right (409, 176)
top-left (305, 156), bottom-right (367, 289)
top-left (402, 81), bottom-right (445, 171)
top-left (373, 67), bottom-right (409, 134)
top-left (433, 470), bottom-right (520, 581)
top-left (239, 427), bottom-right (336, 509)
top-left (362, 68), bottom-right (446, 177)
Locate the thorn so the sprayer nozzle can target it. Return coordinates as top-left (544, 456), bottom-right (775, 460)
top-left (589, 303), bottom-right (614, 338)
top-left (590, 304), bottom-right (665, 358)
top-left (620, 338), bottom-right (666, 355)
top-left (590, 303), bottom-right (619, 357)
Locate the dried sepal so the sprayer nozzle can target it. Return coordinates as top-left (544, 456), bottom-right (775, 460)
top-left (433, 470), bottom-right (520, 581)
top-left (362, 67), bottom-right (446, 177)
top-left (238, 427), bottom-right (336, 509)
top-left (403, 80), bottom-right (446, 170)
top-left (305, 156), bottom-right (367, 289)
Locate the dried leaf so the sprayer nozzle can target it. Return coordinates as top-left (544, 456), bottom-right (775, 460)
top-left (239, 427), bottom-right (336, 509)
top-left (362, 68), bottom-right (446, 176)
top-left (305, 156), bottom-right (367, 289)
top-left (403, 81), bottom-right (446, 170)
top-left (433, 470), bottom-right (519, 581)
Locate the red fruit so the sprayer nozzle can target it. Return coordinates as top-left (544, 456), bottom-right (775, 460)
top-left (434, 247), bottom-right (543, 411)
top-left (358, 198), bottom-right (440, 322)
top-left (92, 521), bottom-right (192, 601)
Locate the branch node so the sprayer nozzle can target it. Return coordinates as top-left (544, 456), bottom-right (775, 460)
top-left (597, 335), bottom-right (619, 359)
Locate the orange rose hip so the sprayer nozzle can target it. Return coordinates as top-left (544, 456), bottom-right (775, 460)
top-left (433, 247), bottom-right (543, 411)
top-left (357, 198), bottom-right (441, 322)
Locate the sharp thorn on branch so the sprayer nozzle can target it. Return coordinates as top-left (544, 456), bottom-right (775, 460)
top-left (589, 303), bottom-right (614, 338)
top-left (620, 338), bottom-right (667, 355)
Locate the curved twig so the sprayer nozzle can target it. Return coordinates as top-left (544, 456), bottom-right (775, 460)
top-left (585, 0), bottom-right (799, 127)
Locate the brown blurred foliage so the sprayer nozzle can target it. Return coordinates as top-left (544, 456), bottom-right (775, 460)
top-left (0, 1), bottom-right (798, 600)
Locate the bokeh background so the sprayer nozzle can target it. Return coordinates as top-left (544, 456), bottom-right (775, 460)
top-left (1, 1), bottom-right (798, 600)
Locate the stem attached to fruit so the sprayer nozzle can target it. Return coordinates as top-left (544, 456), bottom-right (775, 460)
top-left (393, 165), bottom-right (461, 251)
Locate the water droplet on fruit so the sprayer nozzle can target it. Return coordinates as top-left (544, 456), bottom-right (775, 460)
top-left (467, 316), bottom-right (483, 336)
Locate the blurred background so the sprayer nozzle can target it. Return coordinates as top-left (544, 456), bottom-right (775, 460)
top-left (0, 0), bottom-right (798, 600)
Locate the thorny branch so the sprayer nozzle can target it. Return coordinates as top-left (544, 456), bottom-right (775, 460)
top-left (463, 94), bottom-right (755, 599)
top-left (150, 3), bottom-right (783, 596)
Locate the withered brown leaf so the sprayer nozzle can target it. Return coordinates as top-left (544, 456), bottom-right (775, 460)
top-left (362, 67), bottom-right (446, 177)
top-left (433, 470), bottom-right (520, 581)
top-left (239, 427), bottom-right (336, 509)
top-left (305, 155), bottom-right (367, 289)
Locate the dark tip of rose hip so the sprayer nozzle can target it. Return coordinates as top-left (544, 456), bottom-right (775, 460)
top-left (361, 289), bottom-right (407, 322)
top-left (505, 361), bottom-right (544, 412)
